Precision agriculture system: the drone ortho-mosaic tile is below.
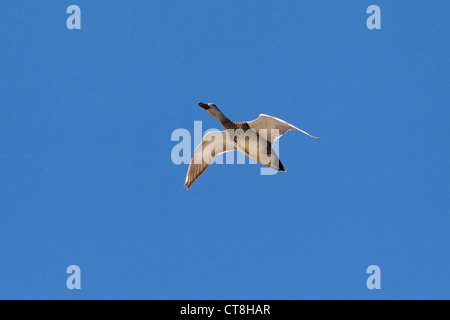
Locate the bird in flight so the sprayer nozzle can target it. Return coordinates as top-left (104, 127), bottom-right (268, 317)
top-left (184, 102), bottom-right (322, 189)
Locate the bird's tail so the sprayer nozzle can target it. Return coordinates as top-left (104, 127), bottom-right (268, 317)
top-left (278, 160), bottom-right (286, 172)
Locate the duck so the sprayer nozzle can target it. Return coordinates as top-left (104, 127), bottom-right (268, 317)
top-left (184, 102), bottom-right (322, 189)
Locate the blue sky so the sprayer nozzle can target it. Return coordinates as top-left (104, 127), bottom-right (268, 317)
top-left (0, 1), bottom-right (449, 299)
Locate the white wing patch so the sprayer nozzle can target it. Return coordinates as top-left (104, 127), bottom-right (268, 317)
top-left (247, 114), bottom-right (322, 143)
top-left (184, 131), bottom-right (235, 189)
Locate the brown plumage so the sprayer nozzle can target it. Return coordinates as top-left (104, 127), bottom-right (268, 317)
top-left (184, 102), bottom-right (321, 189)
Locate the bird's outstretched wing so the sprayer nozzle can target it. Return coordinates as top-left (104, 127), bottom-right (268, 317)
top-left (247, 114), bottom-right (322, 143)
top-left (184, 131), bottom-right (235, 189)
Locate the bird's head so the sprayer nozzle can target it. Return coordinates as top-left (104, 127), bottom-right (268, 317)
top-left (198, 102), bottom-right (221, 117)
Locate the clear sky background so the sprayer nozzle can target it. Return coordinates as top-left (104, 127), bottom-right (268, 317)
top-left (0, 1), bottom-right (449, 299)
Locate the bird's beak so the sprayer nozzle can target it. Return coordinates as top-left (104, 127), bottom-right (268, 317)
top-left (198, 102), bottom-right (210, 110)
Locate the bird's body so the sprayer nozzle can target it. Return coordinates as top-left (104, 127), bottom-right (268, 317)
top-left (184, 102), bottom-right (321, 189)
